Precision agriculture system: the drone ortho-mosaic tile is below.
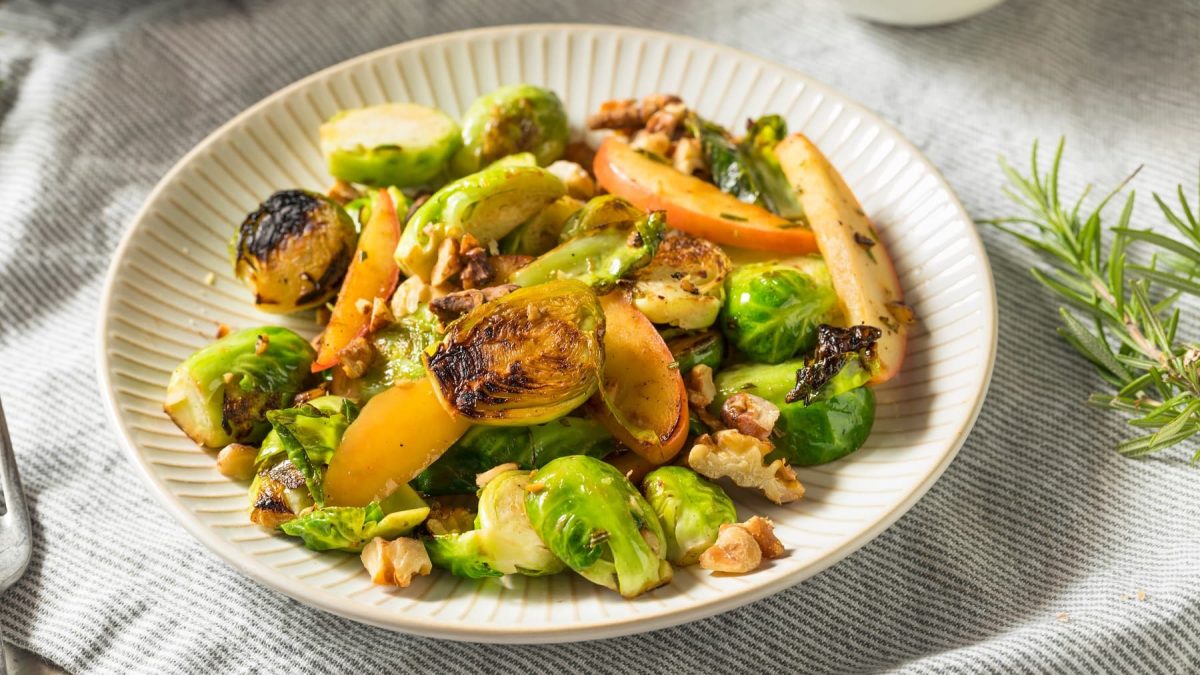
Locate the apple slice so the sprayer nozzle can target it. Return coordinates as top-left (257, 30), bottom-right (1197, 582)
top-left (775, 134), bottom-right (908, 383)
top-left (313, 188), bottom-right (404, 372)
top-left (593, 137), bottom-right (818, 254)
top-left (590, 290), bottom-right (689, 465)
top-left (324, 378), bottom-right (471, 507)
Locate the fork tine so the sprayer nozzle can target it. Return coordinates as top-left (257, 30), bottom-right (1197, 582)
top-left (0, 395), bottom-right (32, 592)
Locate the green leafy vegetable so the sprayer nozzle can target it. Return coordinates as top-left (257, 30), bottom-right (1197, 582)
top-left (689, 114), bottom-right (805, 222)
top-left (642, 466), bottom-right (737, 566)
top-left (262, 396), bottom-right (358, 505)
top-left (721, 261), bottom-right (839, 363)
top-left (279, 485), bottom-right (429, 551)
top-left (351, 306), bottom-right (443, 401)
top-left (987, 140), bottom-right (1200, 458)
top-left (412, 417), bottom-right (616, 495)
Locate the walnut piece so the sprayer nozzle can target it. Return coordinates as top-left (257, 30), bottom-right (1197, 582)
top-left (547, 160), bottom-right (596, 200)
top-left (672, 136), bottom-right (705, 176)
top-left (327, 179), bottom-right (361, 206)
top-left (630, 129), bottom-right (671, 156)
top-left (361, 537), bottom-right (432, 587)
top-left (685, 365), bottom-right (716, 408)
top-left (391, 275), bottom-right (432, 318)
top-left (337, 336), bottom-right (373, 379)
top-left (430, 237), bottom-right (462, 287)
top-left (429, 284), bottom-right (520, 324)
top-left (720, 392), bottom-right (780, 441)
top-left (215, 443), bottom-right (257, 481)
top-left (740, 516), bottom-right (785, 560)
top-left (368, 297), bottom-right (394, 334)
top-left (687, 430), bottom-right (804, 504)
top-left (699, 523), bottom-right (761, 573)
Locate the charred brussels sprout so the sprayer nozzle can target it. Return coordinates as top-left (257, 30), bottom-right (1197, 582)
top-left (232, 190), bottom-right (357, 313)
top-left (642, 466), bottom-right (737, 566)
top-left (499, 196), bottom-right (584, 256)
top-left (664, 329), bottom-right (725, 373)
top-left (510, 210), bottom-right (666, 292)
top-left (721, 259), bottom-right (839, 363)
top-left (712, 357), bottom-right (875, 466)
top-left (632, 232), bottom-right (731, 329)
top-left (424, 279), bottom-right (604, 424)
top-left (320, 103), bottom-right (461, 187)
top-left (260, 395), bottom-right (359, 504)
top-left (412, 417), bottom-right (616, 495)
top-left (427, 470), bottom-right (564, 578)
top-left (525, 455), bottom-right (673, 598)
top-left (164, 327), bottom-right (315, 447)
top-left (451, 84), bottom-right (569, 176)
top-left (249, 458), bottom-right (313, 528)
top-left (394, 165), bottom-right (565, 282)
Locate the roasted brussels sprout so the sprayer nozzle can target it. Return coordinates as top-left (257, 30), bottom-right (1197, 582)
top-left (664, 329), bottom-right (725, 373)
top-left (259, 395), bottom-right (358, 504)
top-left (451, 84), bottom-right (569, 176)
top-left (412, 417), bottom-right (616, 495)
top-left (340, 305), bottom-right (442, 402)
top-left (424, 279), bottom-right (604, 424)
top-left (279, 484), bottom-right (430, 551)
top-left (394, 165), bottom-right (565, 282)
top-left (499, 196), bottom-right (584, 256)
top-left (509, 210), bottom-right (667, 292)
top-left (427, 469), bottom-right (564, 578)
top-left (485, 152), bottom-right (538, 169)
top-left (164, 327), bottom-right (315, 447)
top-left (642, 466), bottom-right (737, 566)
top-left (232, 190), bottom-right (358, 313)
top-left (558, 194), bottom-right (644, 242)
top-left (721, 259), bottom-right (839, 363)
top-left (712, 357), bottom-right (875, 466)
top-left (320, 103), bottom-right (461, 187)
top-left (632, 232), bottom-right (731, 329)
top-left (524, 455), bottom-right (673, 598)
top-left (249, 457), bottom-right (313, 528)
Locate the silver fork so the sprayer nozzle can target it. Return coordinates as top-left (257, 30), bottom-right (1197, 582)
top-left (0, 397), bottom-right (32, 675)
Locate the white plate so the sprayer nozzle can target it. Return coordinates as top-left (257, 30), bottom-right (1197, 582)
top-left (97, 24), bottom-right (996, 643)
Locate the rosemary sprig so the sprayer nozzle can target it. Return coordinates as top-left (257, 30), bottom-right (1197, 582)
top-left (986, 139), bottom-right (1200, 458)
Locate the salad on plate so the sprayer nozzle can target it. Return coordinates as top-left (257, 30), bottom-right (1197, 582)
top-left (162, 84), bottom-right (911, 598)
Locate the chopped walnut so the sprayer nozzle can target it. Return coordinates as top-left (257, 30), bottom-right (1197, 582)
top-left (685, 365), bottom-right (716, 408)
top-left (644, 101), bottom-right (687, 137)
top-left (740, 516), bottom-right (784, 559)
top-left (687, 430), bottom-right (804, 504)
top-left (488, 254), bottom-right (534, 284)
top-left (391, 275), bottom-right (432, 318)
top-left (547, 160), bottom-right (597, 200)
top-left (630, 129), bottom-right (672, 156)
top-left (587, 98), bottom-right (644, 131)
top-left (699, 523), bottom-right (762, 573)
top-left (215, 443), bottom-right (257, 481)
top-left (458, 234), bottom-right (493, 290)
top-left (368, 297), bottom-right (394, 333)
top-left (429, 284), bottom-right (519, 324)
top-left (640, 93), bottom-right (683, 120)
top-left (475, 462), bottom-right (519, 488)
top-left (354, 297), bottom-right (372, 314)
top-left (430, 237), bottom-right (462, 287)
top-left (327, 179), bottom-right (361, 206)
top-left (361, 537), bottom-right (432, 587)
top-left (720, 392), bottom-right (780, 441)
top-left (672, 137), bottom-right (705, 176)
top-left (337, 336), bottom-right (373, 379)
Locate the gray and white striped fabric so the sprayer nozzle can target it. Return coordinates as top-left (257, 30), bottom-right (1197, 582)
top-left (1, 0), bottom-right (1198, 671)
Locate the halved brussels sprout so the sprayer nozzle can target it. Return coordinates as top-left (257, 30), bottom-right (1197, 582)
top-left (164, 326), bottom-right (315, 447)
top-left (279, 484), bottom-right (430, 552)
top-left (642, 466), bottom-right (737, 566)
top-left (249, 457), bottom-right (313, 528)
top-left (499, 196), bottom-right (584, 256)
top-left (412, 417), bottom-right (616, 496)
top-left (232, 190), bottom-right (357, 313)
top-left (712, 357), bottom-right (875, 466)
top-left (394, 165), bottom-right (565, 282)
top-left (426, 470), bottom-right (564, 578)
top-left (558, 194), bottom-right (644, 242)
top-left (261, 395), bottom-right (359, 505)
top-left (664, 329), bottom-right (725, 373)
top-left (525, 455), bottom-right (673, 598)
top-left (509, 210), bottom-right (667, 292)
top-left (451, 84), bottom-right (569, 176)
top-left (721, 259), bottom-right (839, 363)
top-left (320, 103), bottom-right (461, 187)
top-left (424, 279), bottom-right (604, 424)
top-left (338, 305), bottom-right (442, 402)
top-left (632, 232), bottom-right (731, 329)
